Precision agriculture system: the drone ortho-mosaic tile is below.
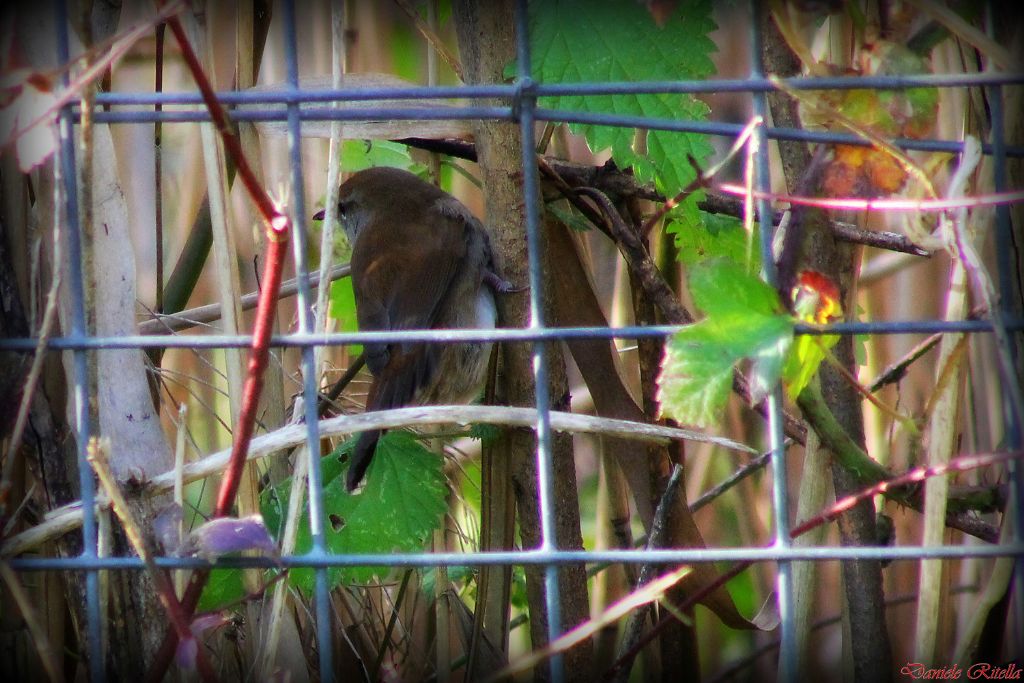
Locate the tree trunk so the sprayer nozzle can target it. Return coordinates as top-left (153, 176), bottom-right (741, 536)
top-left (452, 2), bottom-right (593, 680)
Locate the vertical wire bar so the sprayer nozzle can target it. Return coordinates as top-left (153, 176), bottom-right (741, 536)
top-left (514, 1), bottom-right (564, 680)
top-left (281, 1), bottom-right (334, 679)
top-left (984, 1), bottom-right (1024, 645)
top-left (54, 2), bottom-right (104, 679)
top-left (749, 3), bottom-right (797, 681)
top-left (987, 77), bottom-right (1024, 654)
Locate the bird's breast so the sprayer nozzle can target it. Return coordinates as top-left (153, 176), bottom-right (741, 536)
top-left (416, 287), bottom-right (496, 406)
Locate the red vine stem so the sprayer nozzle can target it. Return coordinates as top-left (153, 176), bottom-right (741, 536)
top-left (146, 7), bottom-right (290, 680)
top-left (789, 450), bottom-right (1020, 538)
top-left (603, 449), bottom-right (1022, 679)
top-left (716, 183), bottom-right (1024, 212)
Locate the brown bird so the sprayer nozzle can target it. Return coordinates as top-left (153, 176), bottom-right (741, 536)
top-left (314, 167), bottom-right (515, 491)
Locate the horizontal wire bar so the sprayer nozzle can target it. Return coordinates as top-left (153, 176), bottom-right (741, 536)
top-left (91, 105), bottom-right (515, 124)
top-left (90, 70), bottom-right (1024, 107)
top-left (2, 319), bottom-right (1022, 352)
top-left (77, 106), bottom-right (1024, 157)
top-left (532, 108), bottom-right (1024, 157)
top-left (8, 542), bottom-right (1024, 571)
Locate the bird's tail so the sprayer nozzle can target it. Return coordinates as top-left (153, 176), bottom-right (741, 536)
top-left (346, 429), bottom-right (381, 491)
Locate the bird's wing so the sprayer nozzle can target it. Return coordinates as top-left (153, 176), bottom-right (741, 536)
top-left (351, 203), bottom-right (469, 409)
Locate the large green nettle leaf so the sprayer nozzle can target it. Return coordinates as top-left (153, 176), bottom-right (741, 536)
top-left (262, 431), bottom-right (447, 594)
top-left (658, 259), bottom-right (794, 427)
top-left (530, 0), bottom-right (716, 207)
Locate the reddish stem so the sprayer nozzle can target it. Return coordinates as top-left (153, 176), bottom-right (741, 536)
top-left (145, 8), bottom-right (291, 681)
top-left (789, 450), bottom-right (1019, 538)
top-left (163, 17), bottom-right (280, 225)
top-left (213, 232), bottom-right (289, 516)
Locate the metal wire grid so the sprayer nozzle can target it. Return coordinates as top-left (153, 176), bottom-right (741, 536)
top-left (3, 0), bottom-right (1023, 680)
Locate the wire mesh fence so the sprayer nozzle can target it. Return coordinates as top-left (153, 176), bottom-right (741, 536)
top-left (1, 1), bottom-right (1023, 681)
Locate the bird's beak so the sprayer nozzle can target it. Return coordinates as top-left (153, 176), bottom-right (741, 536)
top-left (312, 209), bottom-right (325, 221)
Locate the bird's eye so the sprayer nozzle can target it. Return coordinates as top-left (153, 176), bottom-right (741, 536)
top-left (338, 200), bottom-right (350, 219)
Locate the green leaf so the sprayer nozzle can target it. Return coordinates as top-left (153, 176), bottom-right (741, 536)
top-left (659, 261), bottom-right (793, 426)
top-left (197, 568), bottom-right (247, 612)
top-left (658, 317), bottom-right (742, 428)
top-left (687, 258), bottom-right (782, 317)
top-left (261, 431), bottom-right (447, 594)
top-left (340, 140), bottom-right (428, 176)
top-left (467, 423), bottom-right (501, 445)
top-left (783, 333), bottom-right (839, 399)
top-left (659, 312), bottom-right (793, 427)
top-left (671, 211), bottom-right (759, 268)
top-left (421, 565), bottom-right (475, 596)
top-left (328, 278), bottom-right (362, 355)
top-left (530, 0), bottom-right (716, 201)
top-left (546, 199), bottom-right (593, 233)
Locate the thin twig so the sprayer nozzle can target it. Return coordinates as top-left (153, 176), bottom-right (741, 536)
top-left (789, 450), bottom-right (1021, 538)
top-left (637, 117), bottom-right (764, 238)
top-left (611, 464), bottom-right (685, 683)
top-left (902, 0), bottom-right (1015, 70)
top-left (0, 562), bottom-right (62, 682)
top-left (318, 354), bottom-right (367, 418)
top-left (87, 438), bottom-right (216, 681)
top-left (604, 449), bottom-right (1018, 678)
top-left (0, 191), bottom-right (62, 514)
top-left (154, 21), bottom-right (165, 312)
top-left (139, 263), bottom-right (351, 335)
top-left (489, 567), bottom-right (692, 682)
top-left (715, 183), bottom-right (1024, 213)
top-left (402, 138), bottom-right (934, 256)
top-left (1, 2), bottom-right (186, 151)
top-left (392, 0), bottom-right (464, 81)
top-left (371, 569), bottom-right (414, 680)
top-left (689, 450), bottom-right (775, 512)
top-left (576, 185), bottom-right (808, 445)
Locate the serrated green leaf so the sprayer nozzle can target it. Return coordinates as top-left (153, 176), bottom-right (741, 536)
top-left (688, 258), bottom-right (782, 317)
top-left (671, 210), bottom-right (760, 268)
top-left (661, 258), bottom-right (798, 425)
top-left (658, 318), bottom-right (738, 427)
top-left (659, 311), bottom-right (793, 427)
top-left (530, 0), bottom-right (716, 200)
top-left (467, 423), bottom-right (501, 445)
top-left (261, 431), bottom-right (447, 594)
top-left (665, 188), bottom-right (705, 232)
